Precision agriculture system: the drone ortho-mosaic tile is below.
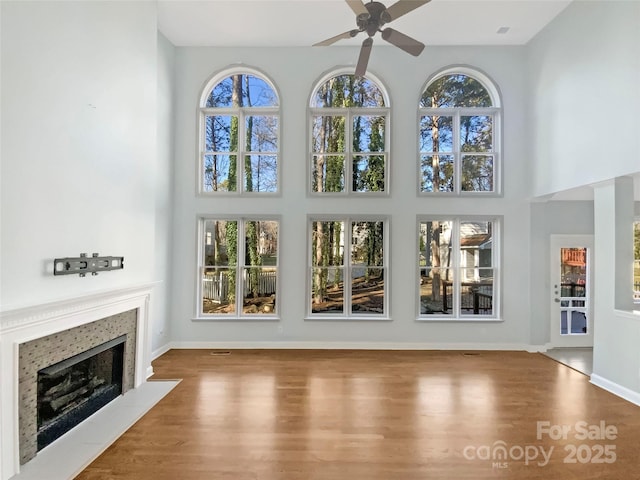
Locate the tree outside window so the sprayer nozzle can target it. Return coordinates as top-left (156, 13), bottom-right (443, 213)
top-left (310, 74), bottom-right (389, 194)
top-left (419, 71), bottom-right (500, 194)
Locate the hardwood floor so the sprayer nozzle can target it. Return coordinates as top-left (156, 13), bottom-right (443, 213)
top-left (75, 350), bottom-right (640, 479)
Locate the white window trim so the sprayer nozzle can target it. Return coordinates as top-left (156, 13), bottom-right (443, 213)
top-left (634, 219), bottom-right (640, 304)
top-left (194, 215), bottom-right (281, 321)
top-left (306, 215), bottom-right (390, 321)
top-left (416, 216), bottom-right (502, 322)
top-left (197, 66), bottom-right (282, 196)
top-left (417, 66), bottom-right (503, 197)
top-left (307, 69), bottom-right (391, 197)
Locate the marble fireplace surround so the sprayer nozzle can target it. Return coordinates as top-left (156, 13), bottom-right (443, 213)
top-left (0, 285), bottom-right (153, 480)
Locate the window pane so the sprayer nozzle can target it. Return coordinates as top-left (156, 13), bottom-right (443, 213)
top-left (353, 155), bottom-right (385, 192)
top-left (242, 219), bottom-right (279, 314)
top-left (311, 220), bottom-right (345, 313)
top-left (203, 154), bottom-right (237, 192)
top-left (419, 221), bottom-right (453, 314)
top-left (352, 268), bottom-right (384, 314)
top-left (351, 221), bottom-right (384, 266)
top-left (202, 267), bottom-right (236, 314)
top-left (460, 221), bottom-right (493, 262)
top-left (204, 115), bottom-right (236, 152)
top-left (420, 74), bottom-right (492, 108)
top-left (419, 116), bottom-right (453, 152)
top-left (461, 155), bottom-right (494, 192)
top-left (460, 116), bottom-right (492, 152)
top-left (311, 267), bottom-right (344, 313)
top-left (312, 155), bottom-right (345, 192)
top-left (312, 116), bottom-right (346, 153)
top-left (311, 221), bottom-right (345, 267)
top-left (419, 221), bottom-right (453, 268)
top-left (353, 116), bottom-right (386, 152)
top-left (242, 267), bottom-right (277, 314)
top-left (203, 220), bottom-right (237, 266)
top-left (421, 155), bottom-right (454, 192)
top-left (246, 115), bottom-right (278, 152)
top-left (459, 270), bottom-right (494, 316)
top-left (419, 267), bottom-right (454, 315)
top-left (244, 155), bottom-right (277, 192)
top-left (312, 75), bottom-right (385, 108)
top-left (207, 74), bottom-right (278, 108)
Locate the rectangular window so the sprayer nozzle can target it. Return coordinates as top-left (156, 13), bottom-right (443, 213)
top-left (419, 110), bottom-right (497, 194)
top-left (199, 218), bottom-right (279, 318)
top-left (310, 110), bottom-right (388, 194)
top-left (418, 218), bottom-right (499, 319)
top-left (309, 217), bottom-right (387, 318)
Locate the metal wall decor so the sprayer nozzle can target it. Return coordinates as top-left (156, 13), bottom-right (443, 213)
top-left (53, 253), bottom-right (124, 277)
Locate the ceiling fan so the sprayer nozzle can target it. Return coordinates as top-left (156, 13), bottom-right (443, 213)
top-left (314, 0), bottom-right (431, 76)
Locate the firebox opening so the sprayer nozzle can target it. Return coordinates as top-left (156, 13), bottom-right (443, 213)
top-left (36, 335), bottom-right (126, 451)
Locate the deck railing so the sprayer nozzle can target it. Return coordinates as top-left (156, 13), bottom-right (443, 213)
top-left (441, 281), bottom-right (493, 314)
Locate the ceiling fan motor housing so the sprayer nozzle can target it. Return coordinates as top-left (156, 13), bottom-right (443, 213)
top-left (357, 2), bottom-right (391, 36)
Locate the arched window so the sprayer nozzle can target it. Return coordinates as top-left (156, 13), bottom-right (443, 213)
top-left (199, 68), bottom-right (280, 194)
top-left (309, 71), bottom-right (390, 194)
top-left (419, 68), bottom-right (501, 194)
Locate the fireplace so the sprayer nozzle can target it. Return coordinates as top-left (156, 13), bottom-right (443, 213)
top-left (17, 307), bottom-right (138, 465)
top-left (0, 285), bottom-right (153, 480)
top-left (37, 335), bottom-right (126, 451)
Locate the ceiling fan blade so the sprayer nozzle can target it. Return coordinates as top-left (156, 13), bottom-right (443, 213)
top-left (355, 37), bottom-right (373, 77)
top-left (314, 29), bottom-right (360, 47)
top-left (346, 0), bottom-right (369, 17)
top-left (381, 28), bottom-right (425, 56)
top-left (385, 0), bottom-right (431, 21)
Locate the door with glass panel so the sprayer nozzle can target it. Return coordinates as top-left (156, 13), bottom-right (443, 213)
top-left (550, 235), bottom-right (594, 347)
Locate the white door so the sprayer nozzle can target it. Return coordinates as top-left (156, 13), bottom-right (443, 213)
top-left (550, 235), bottom-right (594, 347)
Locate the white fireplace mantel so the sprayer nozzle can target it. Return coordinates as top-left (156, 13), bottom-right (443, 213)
top-left (0, 284), bottom-right (154, 480)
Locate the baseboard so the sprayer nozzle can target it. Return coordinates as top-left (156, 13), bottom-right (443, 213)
top-left (167, 341), bottom-right (533, 351)
top-left (526, 344), bottom-right (551, 353)
top-left (151, 342), bottom-right (172, 360)
top-left (590, 374), bottom-right (640, 407)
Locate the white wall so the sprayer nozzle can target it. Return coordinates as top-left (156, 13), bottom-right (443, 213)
top-left (591, 178), bottom-right (640, 404)
top-left (151, 32), bottom-right (176, 354)
top-left (0, 1), bottom-right (159, 310)
top-left (169, 45), bottom-right (532, 347)
top-left (528, 1), bottom-right (640, 198)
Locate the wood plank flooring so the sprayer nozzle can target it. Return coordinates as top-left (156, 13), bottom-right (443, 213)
top-left (75, 350), bottom-right (640, 479)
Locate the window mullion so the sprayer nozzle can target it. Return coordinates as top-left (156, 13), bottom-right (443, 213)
top-left (453, 112), bottom-right (461, 195)
top-left (345, 218), bottom-right (352, 316)
top-left (452, 219), bottom-right (461, 318)
top-left (236, 220), bottom-right (245, 315)
top-left (346, 110), bottom-right (353, 194)
top-left (237, 111), bottom-right (245, 193)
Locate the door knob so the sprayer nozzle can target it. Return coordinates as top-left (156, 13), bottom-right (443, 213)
top-left (554, 298), bottom-right (560, 303)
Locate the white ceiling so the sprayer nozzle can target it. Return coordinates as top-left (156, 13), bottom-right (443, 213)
top-left (158, 0), bottom-right (573, 47)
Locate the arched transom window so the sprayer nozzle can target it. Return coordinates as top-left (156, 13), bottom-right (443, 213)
top-left (199, 70), bottom-right (280, 194)
top-left (310, 73), bottom-right (389, 194)
top-left (419, 69), bottom-right (501, 194)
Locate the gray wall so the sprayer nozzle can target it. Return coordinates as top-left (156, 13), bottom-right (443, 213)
top-left (529, 201), bottom-right (594, 345)
top-left (169, 45), bottom-right (532, 347)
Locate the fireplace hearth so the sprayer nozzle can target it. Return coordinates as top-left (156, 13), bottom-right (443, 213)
top-left (37, 335), bottom-right (126, 451)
